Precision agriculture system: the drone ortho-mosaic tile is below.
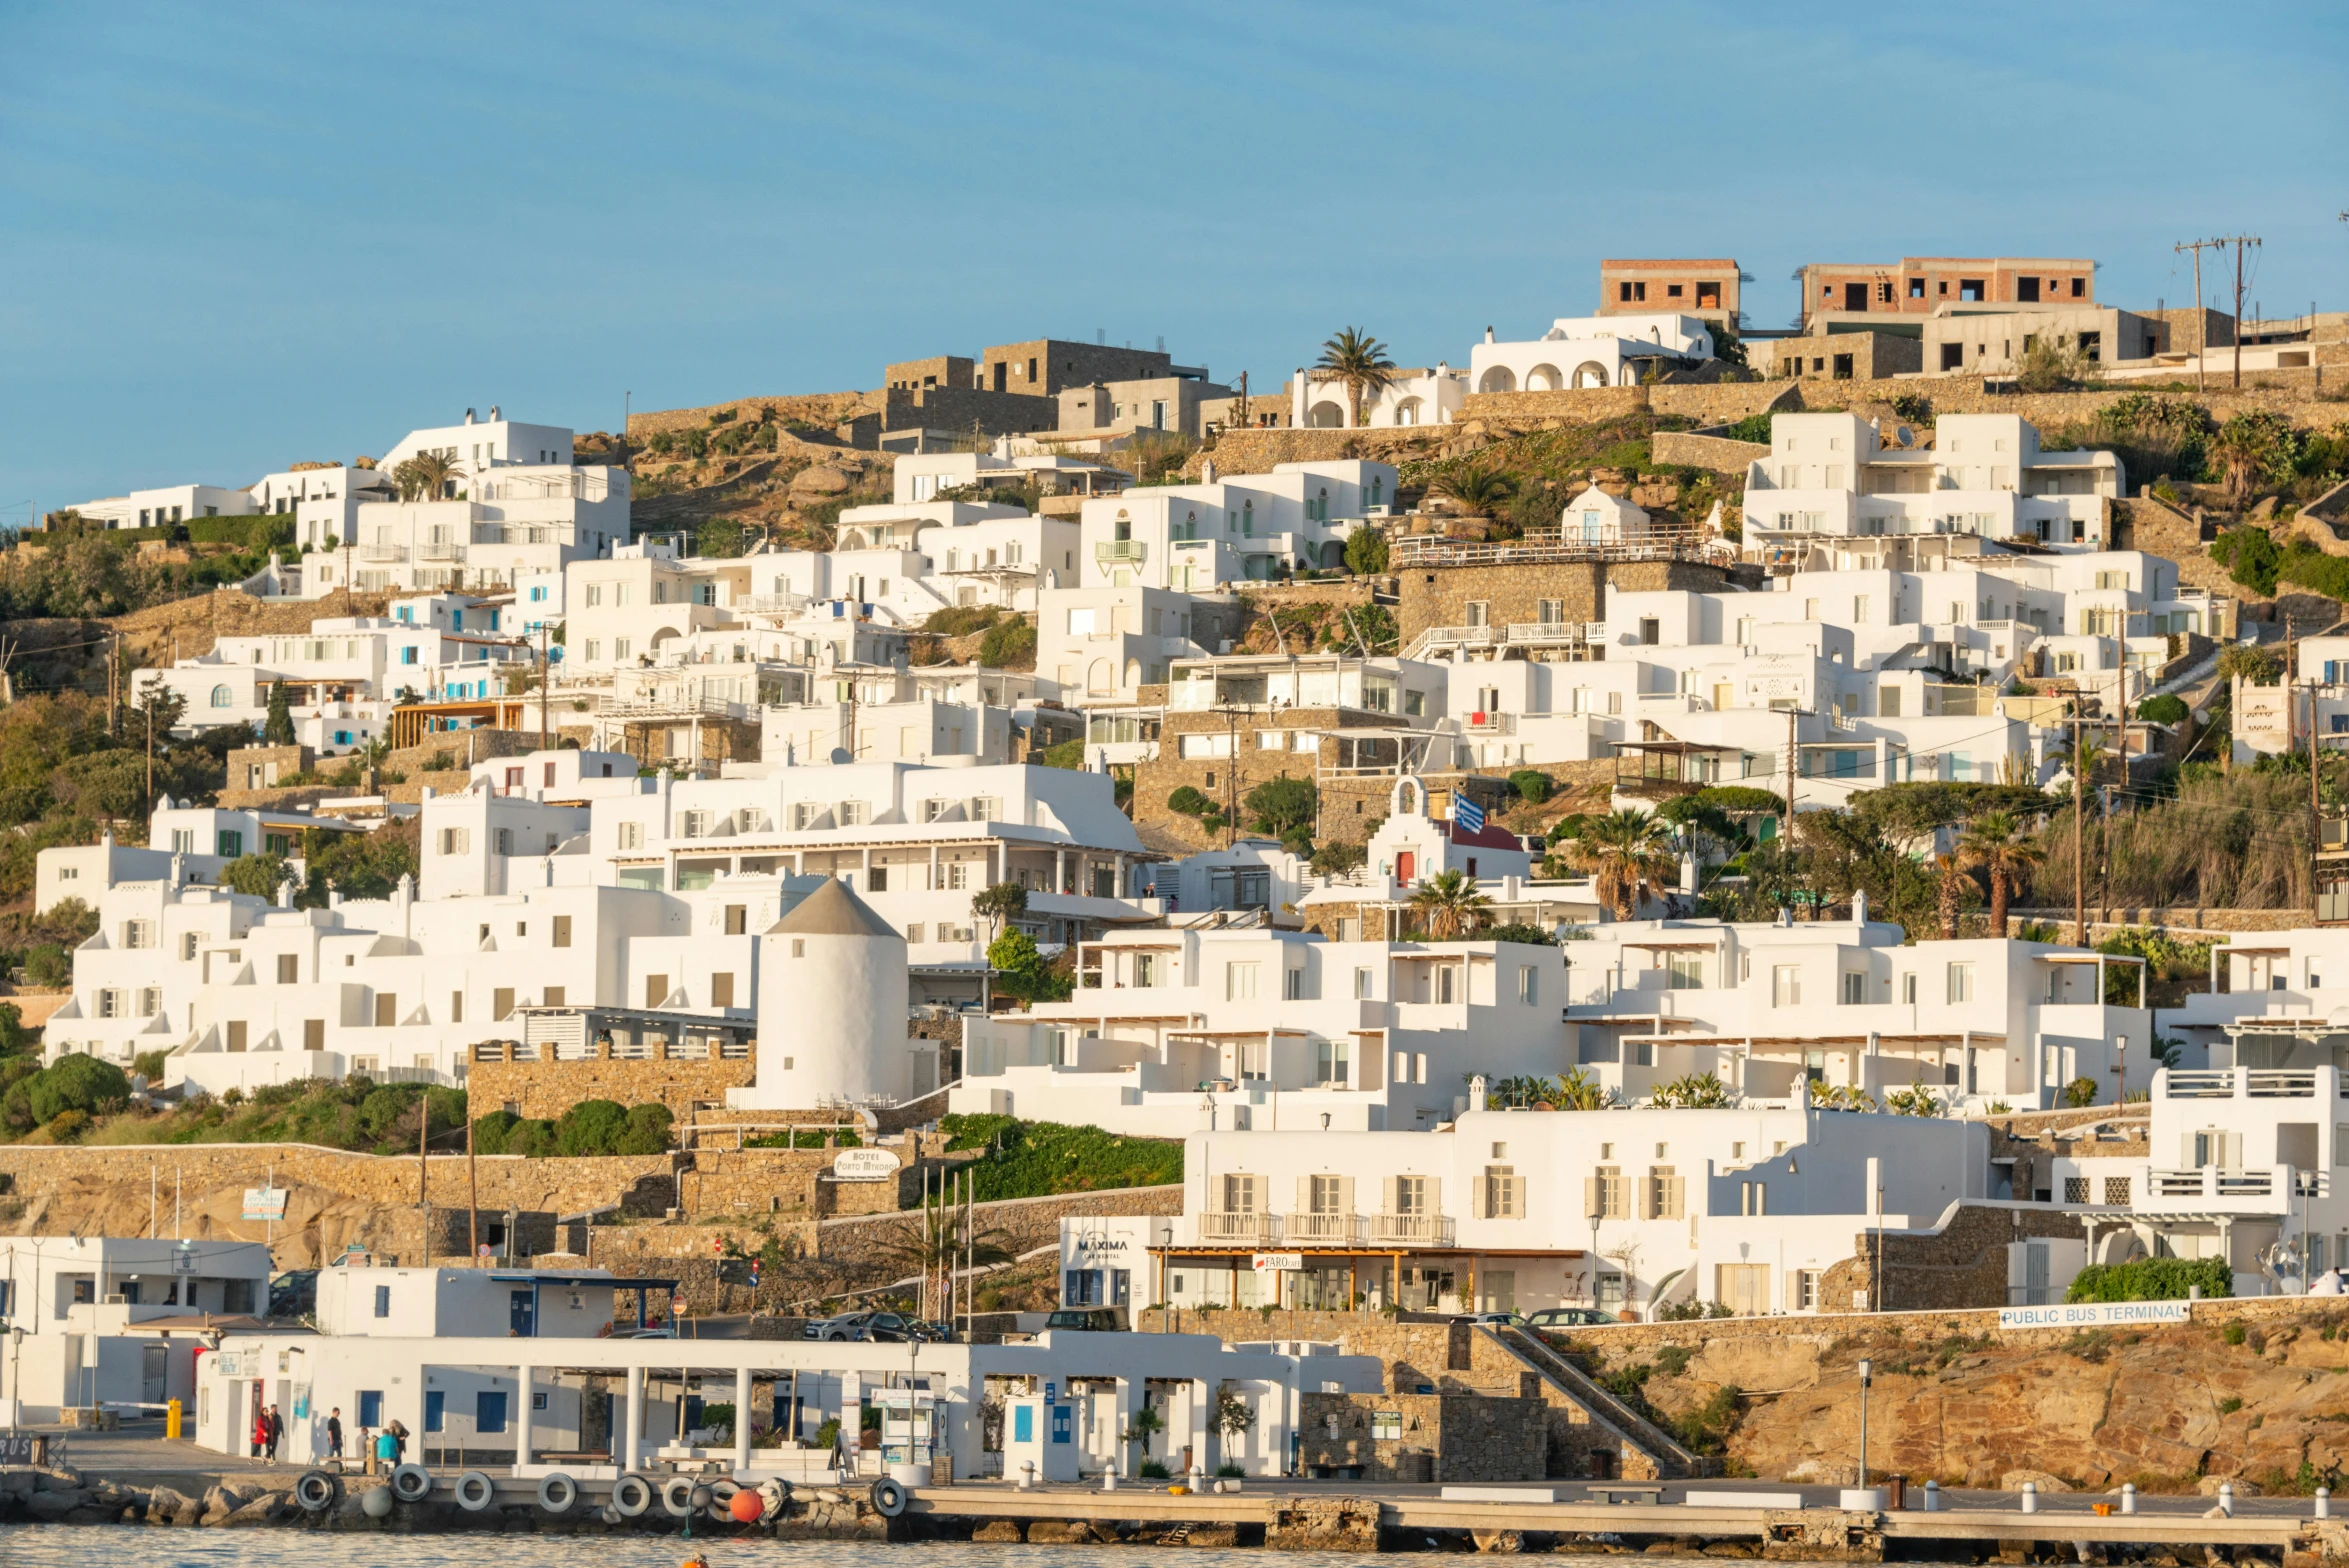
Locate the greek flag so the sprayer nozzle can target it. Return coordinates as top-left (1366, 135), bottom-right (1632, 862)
top-left (1453, 794), bottom-right (1485, 835)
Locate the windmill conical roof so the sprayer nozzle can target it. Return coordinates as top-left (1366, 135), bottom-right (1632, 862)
top-left (766, 876), bottom-right (898, 938)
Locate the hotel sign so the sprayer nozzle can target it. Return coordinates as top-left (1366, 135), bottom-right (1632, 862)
top-left (832, 1148), bottom-right (902, 1182)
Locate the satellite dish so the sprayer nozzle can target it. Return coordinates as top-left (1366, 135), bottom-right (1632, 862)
top-left (1895, 425), bottom-right (1916, 448)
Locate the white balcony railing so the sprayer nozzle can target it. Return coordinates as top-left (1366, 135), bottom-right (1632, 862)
top-left (1366, 1213), bottom-right (1456, 1246)
top-left (359, 543), bottom-right (408, 563)
top-left (1195, 1211), bottom-right (1276, 1245)
top-left (1282, 1212), bottom-right (1363, 1244)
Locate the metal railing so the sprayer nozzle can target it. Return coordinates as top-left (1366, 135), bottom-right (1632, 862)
top-left (1282, 1212), bottom-right (1362, 1244)
top-left (1094, 540), bottom-right (1147, 564)
top-left (419, 539), bottom-right (466, 562)
top-left (1366, 1213), bottom-right (1455, 1246)
top-left (1392, 531), bottom-right (1734, 569)
top-left (1195, 1211), bottom-right (1277, 1245)
top-left (360, 543), bottom-right (408, 563)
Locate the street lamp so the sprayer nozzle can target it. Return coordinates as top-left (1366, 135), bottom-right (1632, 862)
top-left (1855, 1358), bottom-right (1873, 1489)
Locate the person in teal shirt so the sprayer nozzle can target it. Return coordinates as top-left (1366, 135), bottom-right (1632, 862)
top-left (374, 1429), bottom-right (397, 1471)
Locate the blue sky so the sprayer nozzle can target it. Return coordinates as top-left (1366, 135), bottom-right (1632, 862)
top-left (3, 1), bottom-right (2344, 514)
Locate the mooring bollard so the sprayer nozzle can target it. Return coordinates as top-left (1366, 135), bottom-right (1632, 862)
top-left (2219, 1482), bottom-right (2235, 1518)
top-left (2021, 1482), bottom-right (2038, 1515)
top-left (2317, 1486), bottom-right (2331, 1519)
top-left (2121, 1483), bottom-right (2136, 1516)
top-left (1103, 1465), bottom-right (1118, 1493)
top-left (1923, 1480), bottom-right (1940, 1514)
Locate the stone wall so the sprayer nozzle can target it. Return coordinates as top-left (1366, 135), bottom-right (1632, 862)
top-left (1396, 558), bottom-right (1737, 647)
top-left (467, 1048), bottom-right (754, 1122)
top-left (107, 587), bottom-right (397, 667)
top-left (1299, 1390), bottom-right (1546, 1483)
top-left (1652, 432), bottom-right (1768, 474)
top-left (0, 1142), bottom-right (678, 1269)
top-left (2003, 906), bottom-right (2313, 936)
top-left (625, 391), bottom-right (882, 441)
top-left (1821, 1201), bottom-right (2106, 1313)
top-left (1784, 375), bottom-right (2347, 434)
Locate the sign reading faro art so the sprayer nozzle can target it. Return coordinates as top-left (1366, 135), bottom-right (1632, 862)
top-left (1997, 1299), bottom-right (2192, 1330)
top-left (832, 1148), bottom-right (903, 1182)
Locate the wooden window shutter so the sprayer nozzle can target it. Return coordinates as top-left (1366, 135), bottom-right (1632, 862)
top-left (1297, 1176), bottom-right (1314, 1216)
top-left (1338, 1176), bottom-right (1356, 1215)
top-left (1382, 1175), bottom-right (1398, 1215)
top-left (1425, 1177), bottom-right (1440, 1219)
top-left (1583, 1175), bottom-right (1599, 1221)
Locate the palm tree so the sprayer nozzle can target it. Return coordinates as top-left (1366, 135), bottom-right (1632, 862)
top-left (1955, 811), bottom-right (2044, 936)
top-left (394, 449), bottom-right (465, 502)
top-left (1934, 851), bottom-right (1965, 940)
top-left (1425, 461), bottom-right (1517, 517)
top-left (1408, 868), bottom-right (1492, 940)
top-left (1566, 809), bottom-right (1679, 920)
top-left (1314, 327), bottom-right (1398, 429)
top-left (2208, 413), bottom-right (2281, 509)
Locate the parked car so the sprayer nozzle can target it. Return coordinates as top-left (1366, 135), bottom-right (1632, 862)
top-left (1523, 1307), bottom-right (1615, 1330)
top-left (1451, 1311), bottom-right (1528, 1328)
top-left (1043, 1307), bottom-right (1121, 1332)
top-left (611, 1325), bottom-right (679, 1339)
top-left (802, 1310), bottom-right (921, 1342)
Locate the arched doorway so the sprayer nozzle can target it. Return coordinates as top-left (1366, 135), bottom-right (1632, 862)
top-left (1307, 401), bottom-right (1347, 428)
top-left (1572, 361), bottom-right (1609, 388)
top-left (1526, 363), bottom-right (1564, 391)
top-left (1478, 366), bottom-right (1517, 394)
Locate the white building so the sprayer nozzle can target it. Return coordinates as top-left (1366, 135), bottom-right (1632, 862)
top-left (953, 921), bottom-right (1576, 1136)
top-left (1469, 313), bottom-right (1716, 394)
top-left (61, 483), bottom-right (257, 530)
top-left (1290, 365), bottom-right (1465, 428)
top-left (36, 806), bottom-right (367, 914)
top-left (0, 1236), bottom-right (275, 1423)
top-left (194, 1272), bottom-right (1377, 1480)
top-left (1079, 461), bottom-right (1399, 589)
top-left (1742, 413), bottom-right (2124, 560)
top-left (1110, 1098), bottom-right (1984, 1318)
top-left (156, 594), bottom-right (529, 753)
top-left (1038, 584), bottom-right (1224, 704)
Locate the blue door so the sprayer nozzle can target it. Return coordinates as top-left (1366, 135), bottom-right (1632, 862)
top-left (357, 1390), bottom-right (382, 1428)
top-left (476, 1391), bottom-right (508, 1435)
top-left (509, 1289), bottom-right (536, 1336)
top-left (424, 1392), bottom-right (444, 1433)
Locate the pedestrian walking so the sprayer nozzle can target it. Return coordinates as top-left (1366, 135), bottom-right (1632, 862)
top-left (266, 1403), bottom-right (284, 1461)
top-left (326, 1407), bottom-right (344, 1460)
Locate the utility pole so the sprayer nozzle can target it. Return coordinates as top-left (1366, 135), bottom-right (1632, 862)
top-left (2072, 711), bottom-right (2087, 947)
top-left (1783, 704), bottom-right (1799, 858)
top-left (2229, 235), bottom-right (2263, 389)
top-left (419, 1107), bottom-right (431, 1269)
top-left (2312, 682), bottom-right (2323, 920)
top-left (467, 1112), bottom-right (479, 1261)
top-left (2176, 239), bottom-right (2223, 391)
top-left (537, 623), bottom-right (550, 748)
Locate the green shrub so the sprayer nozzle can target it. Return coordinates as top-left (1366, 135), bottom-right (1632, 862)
top-left (922, 605), bottom-right (1001, 638)
top-left (2223, 1322), bottom-right (2248, 1345)
top-left (2136, 694), bottom-right (2190, 726)
top-left (2066, 1257), bottom-right (2230, 1303)
top-left (46, 1109), bottom-right (91, 1143)
top-left (1719, 413), bottom-right (1773, 445)
top-left (1039, 738), bottom-right (1085, 770)
top-left (27, 1054), bottom-right (131, 1123)
top-left (1342, 528), bottom-right (1389, 576)
top-left (1137, 1458), bottom-right (1171, 1479)
top-left (938, 1114), bottom-right (1181, 1201)
top-left (1508, 769), bottom-right (1553, 805)
top-left (976, 617), bottom-right (1036, 668)
top-left (1482, 923), bottom-right (1556, 946)
top-left (132, 1050), bottom-right (169, 1083)
top-left (1167, 786), bottom-right (1210, 816)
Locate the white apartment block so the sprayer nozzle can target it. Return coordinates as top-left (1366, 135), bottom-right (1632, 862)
top-left (157, 593), bottom-right (528, 753)
top-left (1039, 584), bottom-right (1223, 705)
top-left (1742, 413), bottom-right (2123, 563)
top-left (2232, 638), bottom-right (2349, 763)
top-left (1560, 914), bottom-right (2155, 1114)
top-left (1468, 312), bottom-right (1716, 393)
top-left (892, 448), bottom-right (1130, 504)
top-left (954, 925), bottom-right (1575, 1136)
top-left (1121, 1099), bottom-right (1984, 1317)
top-left (63, 483), bottom-right (256, 530)
top-left (249, 463), bottom-right (399, 551)
top-left (1080, 461), bottom-right (1399, 589)
top-left (1290, 366), bottom-right (1465, 429)
top-left (35, 806), bottom-right (367, 915)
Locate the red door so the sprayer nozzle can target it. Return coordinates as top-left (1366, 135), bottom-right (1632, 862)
top-left (1396, 851), bottom-right (1416, 884)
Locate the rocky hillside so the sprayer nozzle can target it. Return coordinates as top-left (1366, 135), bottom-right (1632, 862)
top-left (1572, 1301), bottom-right (2349, 1493)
